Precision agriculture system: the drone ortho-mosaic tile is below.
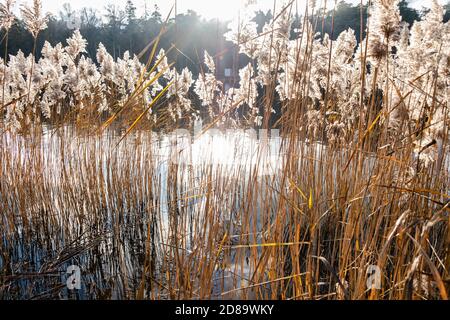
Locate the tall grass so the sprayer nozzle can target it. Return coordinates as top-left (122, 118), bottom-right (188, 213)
top-left (0, 0), bottom-right (449, 300)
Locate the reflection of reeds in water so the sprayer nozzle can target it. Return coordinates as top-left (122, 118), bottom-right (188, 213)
top-left (0, 0), bottom-right (450, 301)
top-left (0, 124), bottom-right (449, 300)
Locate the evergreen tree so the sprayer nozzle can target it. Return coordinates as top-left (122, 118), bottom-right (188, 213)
top-left (444, 2), bottom-right (450, 23)
top-left (0, 0), bottom-right (433, 70)
top-left (151, 4), bottom-right (162, 24)
top-left (104, 4), bottom-right (126, 58)
top-left (399, 0), bottom-right (420, 26)
top-left (125, 0), bottom-right (137, 25)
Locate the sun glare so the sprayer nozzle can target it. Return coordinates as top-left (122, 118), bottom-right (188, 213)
top-left (177, 0), bottom-right (257, 21)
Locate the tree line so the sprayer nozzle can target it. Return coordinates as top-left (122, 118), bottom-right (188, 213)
top-left (1, 0), bottom-right (449, 77)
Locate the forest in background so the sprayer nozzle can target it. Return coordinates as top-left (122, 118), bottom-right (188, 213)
top-left (1, 0), bottom-right (449, 76)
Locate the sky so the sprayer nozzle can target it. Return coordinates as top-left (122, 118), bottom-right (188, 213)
top-left (18, 0), bottom-right (449, 21)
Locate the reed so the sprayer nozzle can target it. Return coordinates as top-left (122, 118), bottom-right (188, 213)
top-left (0, 0), bottom-right (449, 300)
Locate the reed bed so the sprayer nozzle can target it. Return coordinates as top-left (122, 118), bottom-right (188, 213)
top-left (0, 0), bottom-right (449, 300)
top-left (0, 123), bottom-right (448, 300)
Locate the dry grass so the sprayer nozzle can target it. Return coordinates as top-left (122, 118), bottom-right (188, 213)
top-left (0, 0), bottom-right (449, 300)
top-left (0, 122), bottom-right (448, 300)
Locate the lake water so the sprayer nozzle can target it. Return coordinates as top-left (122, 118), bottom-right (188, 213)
top-left (1, 125), bottom-right (449, 299)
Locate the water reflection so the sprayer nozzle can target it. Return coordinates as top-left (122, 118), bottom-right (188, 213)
top-left (0, 126), bottom-right (285, 300)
